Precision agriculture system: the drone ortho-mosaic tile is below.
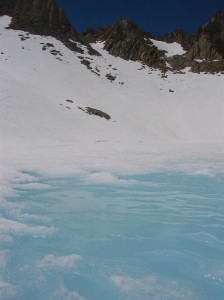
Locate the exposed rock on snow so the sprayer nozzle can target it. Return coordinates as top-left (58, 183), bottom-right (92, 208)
top-left (78, 107), bottom-right (111, 120)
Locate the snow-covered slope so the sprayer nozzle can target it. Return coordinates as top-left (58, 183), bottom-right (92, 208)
top-left (0, 15), bottom-right (224, 190)
top-left (0, 16), bottom-right (223, 143)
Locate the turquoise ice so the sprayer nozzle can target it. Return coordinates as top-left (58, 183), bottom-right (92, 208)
top-left (1, 172), bottom-right (224, 300)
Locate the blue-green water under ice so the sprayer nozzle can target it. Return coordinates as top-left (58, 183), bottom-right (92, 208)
top-left (1, 172), bottom-right (224, 299)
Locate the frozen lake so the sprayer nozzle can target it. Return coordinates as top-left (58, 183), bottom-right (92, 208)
top-left (1, 172), bottom-right (224, 299)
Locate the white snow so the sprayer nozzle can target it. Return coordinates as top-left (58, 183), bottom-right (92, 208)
top-left (0, 15), bottom-right (223, 196)
top-left (150, 38), bottom-right (186, 57)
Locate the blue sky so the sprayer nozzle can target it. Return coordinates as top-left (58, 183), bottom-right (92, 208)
top-left (56, 0), bottom-right (224, 35)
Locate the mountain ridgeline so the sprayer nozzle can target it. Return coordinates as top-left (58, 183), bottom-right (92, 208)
top-left (1, 0), bottom-right (224, 73)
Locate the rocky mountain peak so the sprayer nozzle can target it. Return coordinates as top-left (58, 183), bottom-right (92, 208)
top-left (83, 18), bottom-right (145, 43)
top-left (108, 18), bottom-right (143, 39)
top-left (210, 9), bottom-right (224, 22)
top-left (0, 0), bottom-right (72, 35)
top-left (0, 0), bottom-right (99, 55)
top-left (185, 9), bottom-right (224, 61)
top-left (83, 18), bottom-right (167, 70)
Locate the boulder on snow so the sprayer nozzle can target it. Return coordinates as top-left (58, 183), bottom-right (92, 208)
top-left (78, 107), bottom-right (111, 120)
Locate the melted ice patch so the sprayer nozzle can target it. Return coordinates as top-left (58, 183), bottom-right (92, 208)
top-left (0, 172), bottom-right (223, 299)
